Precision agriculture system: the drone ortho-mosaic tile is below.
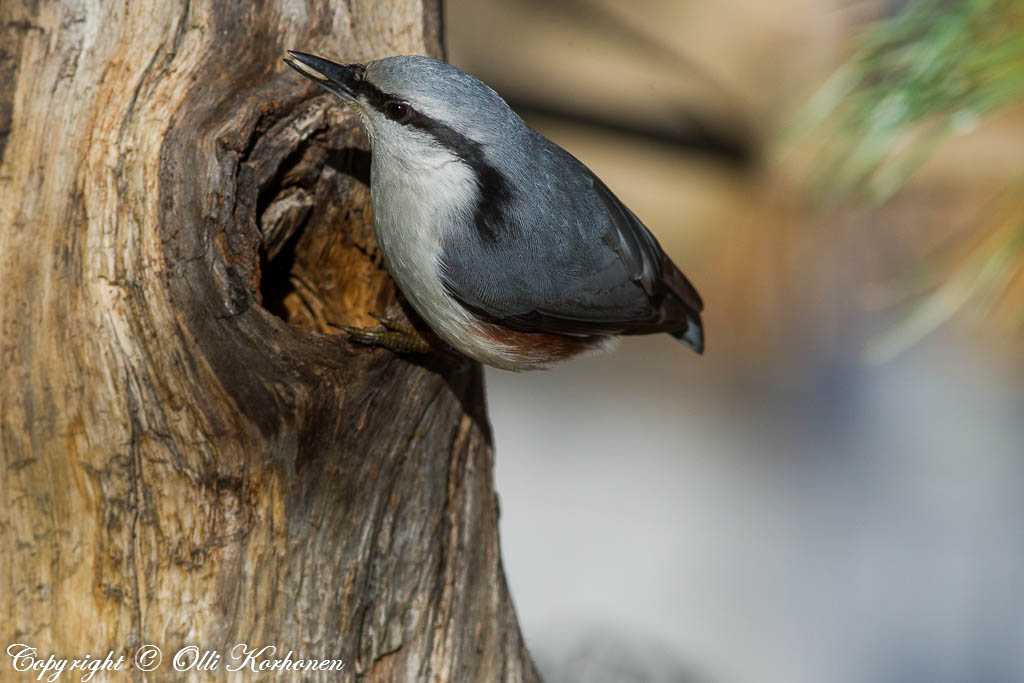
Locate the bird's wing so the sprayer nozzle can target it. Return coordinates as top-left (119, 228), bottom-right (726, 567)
top-left (439, 158), bottom-right (704, 350)
top-left (589, 171), bottom-right (703, 313)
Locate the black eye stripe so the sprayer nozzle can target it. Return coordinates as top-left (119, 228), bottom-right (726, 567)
top-left (351, 77), bottom-right (416, 125)
top-left (352, 75), bottom-right (511, 242)
top-left (352, 78), bottom-right (390, 113)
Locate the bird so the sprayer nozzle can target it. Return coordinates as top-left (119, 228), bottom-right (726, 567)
top-left (284, 50), bottom-right (704, 371)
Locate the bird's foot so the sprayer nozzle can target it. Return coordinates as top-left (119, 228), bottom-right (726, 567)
top-left (329, 313), bottom-right (434, 354)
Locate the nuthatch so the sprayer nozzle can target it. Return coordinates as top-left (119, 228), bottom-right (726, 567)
top-left (284, 51), bottom-right (704, 371)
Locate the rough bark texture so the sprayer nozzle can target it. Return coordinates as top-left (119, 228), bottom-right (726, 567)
top-left (0, 0), bottom-right (538, 681)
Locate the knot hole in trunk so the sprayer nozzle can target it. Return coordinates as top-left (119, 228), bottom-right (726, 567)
top-left (233, 93), bottom-right (394, 334)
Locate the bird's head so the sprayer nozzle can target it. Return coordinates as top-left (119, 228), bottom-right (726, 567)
top-left (284, 51), bottom-right (520, 171)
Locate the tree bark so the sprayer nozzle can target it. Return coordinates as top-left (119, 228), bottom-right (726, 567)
top-left (0, 0), bottom-right (538, 680)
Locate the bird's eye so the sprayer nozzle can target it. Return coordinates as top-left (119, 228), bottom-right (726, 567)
top-left (384, 101), bottom-right (411, 122)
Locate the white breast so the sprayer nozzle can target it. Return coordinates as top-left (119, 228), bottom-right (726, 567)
top-left (368, 137), bottom-right (525, 369)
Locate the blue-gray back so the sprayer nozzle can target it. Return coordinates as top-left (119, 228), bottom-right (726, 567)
top-left (439, 127), bottom-right (703, 338)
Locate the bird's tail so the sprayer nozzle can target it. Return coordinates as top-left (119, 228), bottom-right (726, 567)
top-left (671, 313), bottom-right (704, 354)
top-left (657, 252), bottom-right (704, 354)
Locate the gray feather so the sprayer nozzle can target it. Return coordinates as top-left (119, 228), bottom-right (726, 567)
top-left (439, 125), bottom-right (703, 351)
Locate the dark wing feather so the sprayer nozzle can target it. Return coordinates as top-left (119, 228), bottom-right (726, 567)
top-left (590, 172), bottom-right (703, 313)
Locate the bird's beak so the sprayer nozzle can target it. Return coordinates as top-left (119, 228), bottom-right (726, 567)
top-left (284, 50), bottom-right (363, 103)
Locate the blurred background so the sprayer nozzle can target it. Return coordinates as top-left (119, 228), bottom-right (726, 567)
top-left (443, 1), bottom-right (1024, 681)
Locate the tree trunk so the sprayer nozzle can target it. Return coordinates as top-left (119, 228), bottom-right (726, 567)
top-left (0, 0), bottom-right (538, 680)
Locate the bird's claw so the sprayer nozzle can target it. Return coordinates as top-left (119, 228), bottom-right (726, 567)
top-left (328, 317), bottom-right (434, 354)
